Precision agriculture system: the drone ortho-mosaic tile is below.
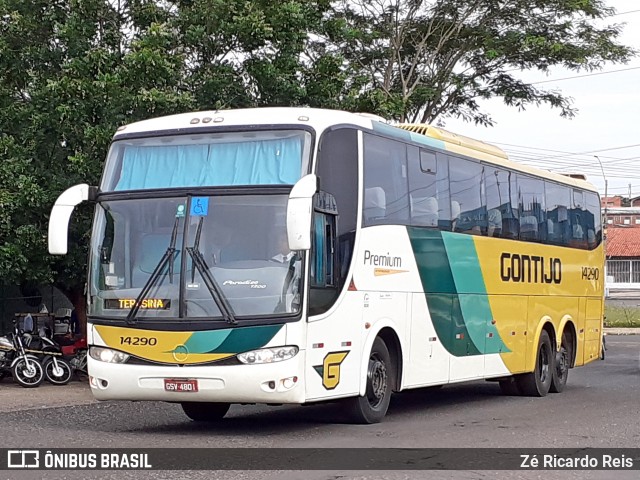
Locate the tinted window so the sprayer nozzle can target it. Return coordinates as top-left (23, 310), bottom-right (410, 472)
top-left (313, 128), bottom-right (359, 314)
top-left (449, 157), bottom-right (485, 234)
top-left (363, 134), bottom-right (409, 226)
top-left (408, 146), bottom-right (449, 227)
top-left (570, 189), bottom-right (587, 247)
top-left (585, 192), bottom-right (602, 249)
top-left (484, 168), bottom-right (518, 239)
top-left (545, 182), bottom-right (571, 246)
top-left (517, 175), bottom-right (546, 242)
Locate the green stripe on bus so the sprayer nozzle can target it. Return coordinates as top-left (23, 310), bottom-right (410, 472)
top-left (182, 324), bottom-right (283, 354)
top-left (208, 324), bottom-right (283, 354)
top-left (407, 227), bottom-right (481, 356)
top-left (441, 233), bottom-right (508, 354)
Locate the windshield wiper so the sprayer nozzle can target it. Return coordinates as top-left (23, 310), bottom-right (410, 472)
top-left (186, 218), bottom-right (237, 325)
top-left (126, 217), bottom-right (180, 324)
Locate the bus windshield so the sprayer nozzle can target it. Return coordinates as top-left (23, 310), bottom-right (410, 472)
top-left (100, 130), bottom-right (312, 191)
top-left (89, 195), bottom-right (302, 321)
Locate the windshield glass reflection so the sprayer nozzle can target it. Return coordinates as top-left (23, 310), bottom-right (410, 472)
top-left (89, 195), bottom-right (302, 320)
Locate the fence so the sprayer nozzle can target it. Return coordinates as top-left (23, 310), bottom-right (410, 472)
top-left (606, 259), bottom-right (640, 288)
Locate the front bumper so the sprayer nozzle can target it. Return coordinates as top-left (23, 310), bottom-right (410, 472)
top-left (87, 351), bottom-right (306, 404)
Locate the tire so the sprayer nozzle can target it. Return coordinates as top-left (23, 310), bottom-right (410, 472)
top-left (550, 331), bottom-right (572, 393)
top-left (12, 357), bottom-right (44, 388)
top-left (498, 377), bottom-right (521, 396)
top-left (44, 358), bottom-right (73, 385)
top-left (517, 330), bottom-right (553, 397)
top-left (344, 337), bottom-right (394, 424)
top-left (181, 402), bottom-right (230, 422)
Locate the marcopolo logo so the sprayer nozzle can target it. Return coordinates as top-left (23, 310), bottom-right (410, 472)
top-left (222, 280), bottom-right (266, 289)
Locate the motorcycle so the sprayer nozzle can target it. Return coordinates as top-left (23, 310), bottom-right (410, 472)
top-left (23, 327), bottom-right (73, 386)
top-left (0, 321), bottom-right (45, 388)
top-left (62, 337), bottom-right (88, 380)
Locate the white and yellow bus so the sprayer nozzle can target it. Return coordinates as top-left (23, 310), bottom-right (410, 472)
top-left (48, 108), bottom-right (604, 423)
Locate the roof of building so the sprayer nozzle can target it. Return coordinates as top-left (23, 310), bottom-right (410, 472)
top-left (606, 227), bottom-right (640, 257)
top-left (605, 207), bottom-right (640, 215)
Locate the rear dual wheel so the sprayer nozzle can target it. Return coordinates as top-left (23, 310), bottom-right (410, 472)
top-left (517, 330), bottom-right (553, 397)
top-left (550, 331), bottom-right (572, 393)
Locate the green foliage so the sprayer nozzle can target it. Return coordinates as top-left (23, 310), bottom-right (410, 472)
top-left (0, 0), bottom-right (329, 305)
top-left (0, 0), bottom-right (634, 308)
top-left (323, 0), bottom-right (634, 123)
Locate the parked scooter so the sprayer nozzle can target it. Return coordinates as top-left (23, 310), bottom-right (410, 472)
top-left (0, 321), bottom-right (45, 388)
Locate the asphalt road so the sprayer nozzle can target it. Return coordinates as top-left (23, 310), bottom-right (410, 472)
top-left (1, 336), bottom-right (639, 480)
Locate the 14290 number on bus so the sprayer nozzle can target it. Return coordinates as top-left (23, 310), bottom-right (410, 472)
top-left (581, 267), bottom-right (600, 281)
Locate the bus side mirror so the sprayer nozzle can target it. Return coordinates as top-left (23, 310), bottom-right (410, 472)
top-left (48, 184), bottom-right (97, 255)
top-left (287, 174), bottom-right (318, 251)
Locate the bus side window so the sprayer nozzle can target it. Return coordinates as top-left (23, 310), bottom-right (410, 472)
top-left (363, 187), bottom-right (386, 224)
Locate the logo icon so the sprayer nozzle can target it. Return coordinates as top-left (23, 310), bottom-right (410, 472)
top-left (313, 351), bottom-right (349, 390)
top-left (7, 450), bottom-right (39, 469)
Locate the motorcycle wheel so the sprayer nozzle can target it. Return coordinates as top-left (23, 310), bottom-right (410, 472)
top-left (44, 358), bottom-right (73, 385)
top-left (74, 351), bottom-right (89, 382)
top-left (12, 358), bottom-right (44, 388)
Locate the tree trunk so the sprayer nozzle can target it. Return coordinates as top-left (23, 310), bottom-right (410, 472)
top-left (60, 286), bottom-right (87, 337)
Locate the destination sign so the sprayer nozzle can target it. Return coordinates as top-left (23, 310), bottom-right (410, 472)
top-left (104, 299), bottom-right (171, 310)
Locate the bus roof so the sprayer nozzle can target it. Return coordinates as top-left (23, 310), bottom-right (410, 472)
top-left (114, 107), bottom-right (598, 194)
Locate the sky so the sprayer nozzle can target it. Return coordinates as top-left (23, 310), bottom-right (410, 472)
top-left (441, 0), bottom-right (640, 200)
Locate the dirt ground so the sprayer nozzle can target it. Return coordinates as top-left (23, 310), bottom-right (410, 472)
top-left (0, 377), bottom-right (96, 413)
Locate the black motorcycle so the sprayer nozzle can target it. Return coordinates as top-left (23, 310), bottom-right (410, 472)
top-left (0, 322), bottom-right (45, 388)
top-left (23, 327), bottom-right (73, 386)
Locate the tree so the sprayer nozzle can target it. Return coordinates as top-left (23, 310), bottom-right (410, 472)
top-left (0, 0), bottom-right (329, 330)
top-left (316, 0), bottom-right (634, 124)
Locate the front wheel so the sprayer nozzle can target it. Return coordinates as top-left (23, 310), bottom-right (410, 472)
top-left (12, 357), bottom-right (44, 388)
top-left (344, 337), bottom-right (394, 424)
top-left (517, 330), bottom-right (553, 397)
top-left (44, 358), bottom-right (73, 385)
top-left (181, 402), bottom-right (230, 422)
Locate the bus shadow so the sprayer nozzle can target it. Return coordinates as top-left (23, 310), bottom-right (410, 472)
top-left (6, 380), bottom-right (524, 437)
top-left (134, 381), bottom-right (515, 435)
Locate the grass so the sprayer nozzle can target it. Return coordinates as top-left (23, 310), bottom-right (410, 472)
top-left (604, 305), bottom-right (640, 328)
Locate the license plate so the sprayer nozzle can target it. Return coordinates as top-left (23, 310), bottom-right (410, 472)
top-left (164, 378), bottom-right (198, 392)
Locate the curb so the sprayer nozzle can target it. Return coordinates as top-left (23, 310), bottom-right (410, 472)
top-left (603, 328), bottom-right (640, 335)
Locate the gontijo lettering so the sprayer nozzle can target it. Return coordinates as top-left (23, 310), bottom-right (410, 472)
top-left (500, 252), bottom-right (562, 284)
top-left (364, 250), bottom-right (402, 267)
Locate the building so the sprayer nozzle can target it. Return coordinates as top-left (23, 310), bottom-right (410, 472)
top-left (605, 228), bottom-right (640, 292)
top-left (603, 207), bottom-right (640, 228)
top-left (601, 196), bottom-right (624, 208)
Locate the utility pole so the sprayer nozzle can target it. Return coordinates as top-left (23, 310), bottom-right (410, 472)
top-left (594, 155), bottom-right (607, 223)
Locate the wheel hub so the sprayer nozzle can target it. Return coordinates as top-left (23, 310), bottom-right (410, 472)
top-left (367, 357), bottom-right (387, 407)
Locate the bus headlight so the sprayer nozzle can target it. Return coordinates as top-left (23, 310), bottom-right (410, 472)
top-left (89, 346), bottom-right (130, 364)
top-left (237, 346), bottom-right (299, 364)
